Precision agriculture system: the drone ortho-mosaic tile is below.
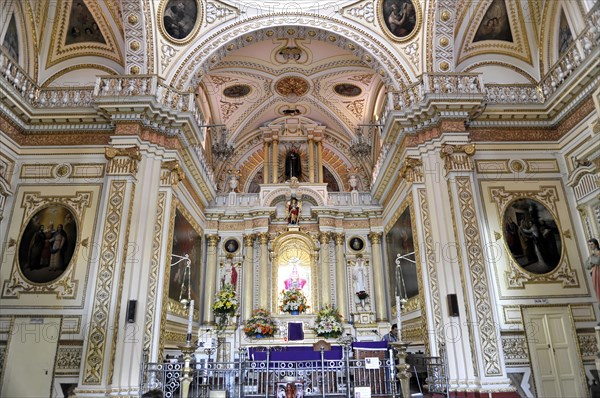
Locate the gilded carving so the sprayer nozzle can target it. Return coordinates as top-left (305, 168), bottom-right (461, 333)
top-left (207, 234), bottom-right (220, 247)
top-left (83, 181), bottom-right (127, 384)
top-left (367, 232), bottom-right (382, 244)
top-left (161, 160), bottom-right (185, 186)
top-left (333, 233), bottom-right (345, 245)
top-left (243, 234), bottom-right (256, 247)
top-left (440, 144), bottom-right (476, 174)
top-left (275, 76), bottom-right (310, 97)
top-left (55, 346), bottom-right (83, 374)
top-left (399, 157), bottom-right (423, 183)
top-left (319, 232), bottom-right (331, 245)
top-left (105, 146), bottom-right (141, 176)
top-left (578, 334), bottom-right (597, 359)
top-left (456, 177), bottom-right (502, 376)
top-left (143, 192), bottom-right (167, 357)
top-left (258, 233), bottom-right (270, 245)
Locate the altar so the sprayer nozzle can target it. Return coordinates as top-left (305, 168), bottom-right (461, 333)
top-left (247, 345), bottom-right (344, 362)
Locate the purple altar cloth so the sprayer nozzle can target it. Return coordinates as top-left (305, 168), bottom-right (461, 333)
top-left (288, 322), bottom-right (304, 341)
top-left (351, 341), bottom-right (388, 350)
top-left (248, 346), bottom-right (343, 361)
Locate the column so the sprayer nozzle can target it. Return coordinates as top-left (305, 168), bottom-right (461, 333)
top-left (263, 141), bottom-right (269, 184)
top-left (258, 232), bottom-right (270, 309)
top-left (272, 137), bottom-right (279, 183)
top-left (333, 233), bottom-right (348, 319)
top-left (308, 137), bottom-right (315, 183)
top-left (316, 140), bottom-right (323, 183)
top-left (368, 232), bottom-right (386, 321)
top-left (203, 234), bottom-right (220, 323)
top-left (242, 234), bottom-right (255, 320)
top-left (319, 232), bottom-right (331, 307)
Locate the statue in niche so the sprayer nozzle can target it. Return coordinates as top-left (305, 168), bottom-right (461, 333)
top-left (285, 146), bottom-right (302, 181)
top-left (284, 258), bottom-right (307, 290)
top-left (287, 197), bottom-right (302, 225)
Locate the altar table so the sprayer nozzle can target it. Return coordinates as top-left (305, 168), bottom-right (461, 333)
top-left (247, 345), bottom-right (344, 362)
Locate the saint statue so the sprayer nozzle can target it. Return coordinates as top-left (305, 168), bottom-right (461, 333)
top-left (285, 147), bottom-right (301, 180)
top-left (287, 197), bottom-right (302, 225)
top-left (221, 256), bottom-right (238, 288)
top-left (284, 258), bottom-right (307, 290)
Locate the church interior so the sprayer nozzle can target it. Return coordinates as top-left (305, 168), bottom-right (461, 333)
top-left (0, 0), bottom-right (599, 397)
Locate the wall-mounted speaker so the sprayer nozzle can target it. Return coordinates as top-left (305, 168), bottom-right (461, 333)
top-left (447, 294), bottom-right (459, 317)
top-left (126, 300), bottom-right (137, 323)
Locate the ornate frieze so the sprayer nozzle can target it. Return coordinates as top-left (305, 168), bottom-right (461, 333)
top-left (578, 334), bottom-right (597, 359)
top-left (344, 2), bottom-right (375, 24)
top-left (55, 346), bottom-right (83, 375)
top-left (501, 334), bottom-right (529, 364)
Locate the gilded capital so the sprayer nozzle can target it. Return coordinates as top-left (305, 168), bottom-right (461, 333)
top-left (105, 146), bottom-right (141, 176)
top-left (207, 234), bottom-right (220, 247)
top-left (399, 157), bottom-right (423, 183)
top-left (243, 234), bottom-right (256, 247)
top-left (319, 232), bottom-right (331, 245)
top-left (368, 232), bottom-right (382, 244)
top-left (440, 143), bottom-right (475, 175)
top-left (258, 232), bottom-right (270, 245)
top-left (333, 233), bottom-right (345, 245)
top-left (161, 160), bottom-right (185, 187)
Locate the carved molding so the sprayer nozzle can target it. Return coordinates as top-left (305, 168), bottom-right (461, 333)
top-left (160, 160), bottom-right (185, 187)
top-left (399, 157), bottom-right (423, 183)
top-left (440, 143), bottom-right (476, 175)
top-left (105, 146), bottom-right (141, 176)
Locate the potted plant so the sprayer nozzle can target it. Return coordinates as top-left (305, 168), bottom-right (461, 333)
top-left (314, 305), bottom-right (343, 338)
top-left (244, 308), bottom-right (276, 338)
top-left (279, 288), bottom-right (309, 315)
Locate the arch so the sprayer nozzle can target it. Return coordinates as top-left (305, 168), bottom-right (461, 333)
top-left (167, 14), bottom-right (415, 91)
top-left (1, 1), bottom-right (34, 77)
top-left (263, 186), bottom-right (326, 207)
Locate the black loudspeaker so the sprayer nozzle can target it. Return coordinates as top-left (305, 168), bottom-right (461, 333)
top-left (126, 300), bottom-right (137, 323)
top-left (447, 294), bottom-right (459, 317)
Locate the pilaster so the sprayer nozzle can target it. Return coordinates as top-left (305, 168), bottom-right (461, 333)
top-left (204, 234), bottom-right (220, 323)
top-left (368, 232), bottom-right (385, 321)
top-left (319, 232), bottom-right (331, 307)
top-left (258, 233), bottom-right (270, 309)
top-left (242, 234), bottom-right (256, 320)
top-left (333, 233), bottom-right (348, 319)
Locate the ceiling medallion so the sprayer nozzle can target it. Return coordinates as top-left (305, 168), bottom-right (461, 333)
top-left (223, 84), bottom-right (251, 98)
top-left (275, 76), bottom-right (310, 98)
top-left (334, 83), bottom-right (362, 97)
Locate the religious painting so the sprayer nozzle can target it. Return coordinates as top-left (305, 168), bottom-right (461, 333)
top-left (349, 237), bottom-right (365, 252)
top-left (17, 205), bottom-right (78, 284)
top-left (385, 206), bottom-right (417, 299)
top-left (223, 85), bottom-right (251, 99)
top-left (558, 9), bottom-right (573, 57)
top-left (169, 208), bottom-right (202, 310)
top-left (502, 198), bottom-right (562, 274)
top-left (66, 1), bottom-right (106, 45)
top-left (2, 14), bottom-right (19, 61)
top-left (381, 0), bottom-right (419, 40)
top-left (224, 238), bottom-right (239, 254)
top-left (161, 0), bottom-right (199, 41)
top-left (334, 83), bottom-right (362, 97)
top-left (473, 0), bottom-right (513, 42)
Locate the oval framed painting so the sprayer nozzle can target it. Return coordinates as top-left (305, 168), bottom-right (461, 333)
top-left (17, 204), bottom-right (78, 284)
top-left (224, 238), bottom-right (239, 254)
top-left (378, 0), bottom-right (421, 42)
top-left (349, 237), bottom-right (365, 253)
top-left (502, 198), bottom-right (562, 274)
top-left (158, 0), bottom-right (201, 44)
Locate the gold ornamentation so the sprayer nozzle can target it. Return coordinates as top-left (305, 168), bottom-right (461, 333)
top-left (456, 177), bottom-right (502, 376)
top-left (266, 30), bottom-right (274, 37)
top-left (399, 157), bottom-right (423, 183)
top-left (258, 232), bottom-right (270, 245)
top-left (287, 29), bottom-right (296, 35)
top-left (161, 160), bottom-right (185, 186)
top-left (333, 233), bottom-right (345, 245)
top-left (440, 144), bottom-right (476, 174)
top-left (501, 335), bottom-right (528, 362)
top-left (81, 238), bottom-right (89, 247)
top-left (128, 14), bottom-right (138, 25)
top-left (319, 232), bottom-right (331, 245)
top-left (207, 234), bottom-right (220, 247)
top-left (494, 231), bottom-right (502, 241)
top-left (245, 35), bottom-right (254, 42)
top-left (7, 238), bottom-right (16, 248)
top-left (347, 43), bottom-right (355, 50)
top-left (440, 61), bottom-right (449, 71)
top-left (130, 66), bottom-right (140, 74)
top-left (82, 181), bottom-right (127, 384)
top-left (439, 37), bottom-right (449, 46)
top-left (56, 164), bottom-right (70, 177)
top-left (274, 76), bottom-right (310, 97)
top-left (578, 334), bottom-right (597, 359)
top-left (55, 346), bottom-right (83, 374)
top-left (130, 41), bottom-right (140, 51)
top-left (308, 30), bottom-right (316, 37)
top-left (367, 232), bottom-right (382, 244)
top-left (563, 229), bottom-right (572, 239)
top-left (143, 192), bottom-right (167, 356)
top-left (509, 160), bottom-right (525, 172)
top-left (243, 234), bottom-right (256, 247)
top-left (105, 146), bottom-right (141, 176)
top-left (440, 10), bottom-right (451, 21)
top-left (342, 99), bottom-right (364, 118)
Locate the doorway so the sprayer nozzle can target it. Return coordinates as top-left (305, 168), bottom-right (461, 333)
top-left (522, 306), bottom-right (586, 397)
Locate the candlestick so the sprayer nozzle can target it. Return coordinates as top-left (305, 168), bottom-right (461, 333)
top-left (396, 295), bottom-right (401, 342)
top-left (187, 299), bottom-right (194, 337)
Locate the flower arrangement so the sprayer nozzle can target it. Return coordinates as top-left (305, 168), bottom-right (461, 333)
top-left (279, 288), bottom-right (309, 314)
top-left (213, 284), bottom-right (238, 315)
top-left (244, 308), bottom-right (276, 337)
top-left (313, 305), bottom-right (343, 338)
top-left (356, 290), bottom-right (369, 300)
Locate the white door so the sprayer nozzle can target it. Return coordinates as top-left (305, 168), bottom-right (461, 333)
top-left (523, 306), bottom-right (585, 398)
